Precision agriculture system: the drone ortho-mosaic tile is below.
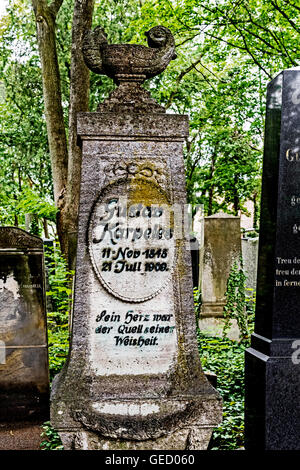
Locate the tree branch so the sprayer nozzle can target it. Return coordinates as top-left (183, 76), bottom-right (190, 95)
top-left (176, 33), bottom-right (201, 47)
top-left (165, 59), bottom-right (201, 109)
top-left (276, 30), bottom-right (298, 65)
top-left (231, 22), bottom-right (273, 79)
top-left (243, 3), bottom-right (297, 59)
top-left (192, 65), bottom-right (217, 92)
top-left (270, 0), bottom-right (300, 33)
top-left (282, 0), bottom-right (300, 13)
top-left (49, 0), bottom-right (64, 17)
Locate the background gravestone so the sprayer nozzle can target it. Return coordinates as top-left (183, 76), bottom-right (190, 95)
top-left (190, 235), bottom-right (200, 288)
top-left (198, 213), bottom-right (242, 340)
top-left (0, 227), bottom-right (49, 424)
top-left (245, 68), bottom-right (300, 450)
top-left (51, 25), bottom-right (222, 450)
top-left (200, 213), bottom-right (241, 318)
top-left (241, 235), bottom-right (259, 294)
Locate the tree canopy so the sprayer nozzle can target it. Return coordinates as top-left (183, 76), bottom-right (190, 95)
top-left (0, 0), bottom-right (299, 252)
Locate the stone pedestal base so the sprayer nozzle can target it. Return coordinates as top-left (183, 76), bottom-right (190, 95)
top-left (58, 426), bottom-right (214, 450)
top-left (199, 317), bottom-right (241, 341)
top-left (201, 301), bottom-right (225, 318)
top-left (51, 390), bottom-right (222, 451)
top-left (245, 334), bottom-right (300, 450)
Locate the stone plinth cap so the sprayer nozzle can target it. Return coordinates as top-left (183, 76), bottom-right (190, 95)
top-left (205, 212), bottom-right (240, 219)
top-left (0, 227), bottom-right (43, 250)
top-left (77, 112), bottom-right (189, 139)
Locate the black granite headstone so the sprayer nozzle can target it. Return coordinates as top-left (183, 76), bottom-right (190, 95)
top-left (0, 227), bottom-right (49, 422)
top-left (245, 68), bottom-right (300, 450)
top-left (190, 235), bottom-right (200, 288)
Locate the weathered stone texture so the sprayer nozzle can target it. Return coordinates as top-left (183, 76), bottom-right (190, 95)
top-left (200, 213), bottom-right (241, 318)
top-left (0, 227), bottom-right (49, 423)
top-left (51, 27), bottom-right (222, 450)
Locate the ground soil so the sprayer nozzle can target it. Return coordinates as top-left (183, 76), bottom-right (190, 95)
top-left (0, 421), bottom-right (43, 450)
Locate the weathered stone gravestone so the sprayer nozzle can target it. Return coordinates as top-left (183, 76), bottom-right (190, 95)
top-left (245, 68), bottom-right (300, 449)
top-left (51, 25), bottom-right (222, 450)
top-left (241, 235), bottom-right (259, 294)
top-left (192, 204), bottom-right (204, 289)
top-left (198, 213), bottom-right (242, 340)
top-left (200, 213), bottom-right (241, 318)
top-left (0, 227), bottom-right (49, 423)
top-left (190, 236), bottom-right (200, 288)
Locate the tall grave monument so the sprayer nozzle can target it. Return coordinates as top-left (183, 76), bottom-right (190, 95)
top-left (245, 68), bottom-right (300, 449)
top-left (51, 26), bottom-right (222, 450)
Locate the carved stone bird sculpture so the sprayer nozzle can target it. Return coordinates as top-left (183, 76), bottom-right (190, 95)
top-left (82, 25), bottom-right (177, 84)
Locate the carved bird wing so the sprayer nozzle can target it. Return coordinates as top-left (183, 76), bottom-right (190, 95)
top-left (82, 26), bottom-right (108, 75)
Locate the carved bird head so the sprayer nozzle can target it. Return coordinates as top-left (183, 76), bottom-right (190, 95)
top-left (145, 26), bottom-right (177, 59)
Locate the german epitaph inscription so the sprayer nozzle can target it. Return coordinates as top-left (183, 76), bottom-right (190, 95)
top-left (268, 71), bottom-right (300, 335)
top-left (273, 71), bottom-right (300, 303)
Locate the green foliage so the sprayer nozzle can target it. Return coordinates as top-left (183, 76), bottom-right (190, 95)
top-left (223, 257), bottom-right (251, 342)
top-left (244, 230), bottom-right (259, 238)
top-left (193, 287), bottom-right (201, 322)
top-left (198, 330), bottom-right (247, 450)
top-left (46, 242), bottom-right (73, 316)
top-left (16, 188), bottom-right (57, 222)
top-left (1, 0), bottom-right (299, 228)
top-left (45, 241), bottom-right (72, 381)
top-left (0, 1), bottom-right (58, 227)
top-left (29, 215), bottom-right (40, 236)
top-left (198, 255), bottom-right (257, 449)
top-left (47, 326), bottom-right (69, 382)
top-left (40, 242), bottom-right (72, 450)
top-left (126, 0), bottom-right (299, 216)
top-left (40, 421), bottom-right (63, 450)
top-left (3, 0), bottom-right (297, 227)
top-left (244, 287), bottom-right (256, 333)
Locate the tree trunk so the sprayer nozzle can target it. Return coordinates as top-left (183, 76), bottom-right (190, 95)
top-left (207, 152), bottom-right (216, 216)
top-left (65, 0), bottom-right (95, 270)
top-left (253, 191), bottom-right (258, 230)
top-left (31, 0), bottom-right (68, 253)
top-left (233, 175), bottom-right (239, 216)
top-left (31, 0), bottom-right (95, 266)
top-left (43, 218), bottom-right (50, 239)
